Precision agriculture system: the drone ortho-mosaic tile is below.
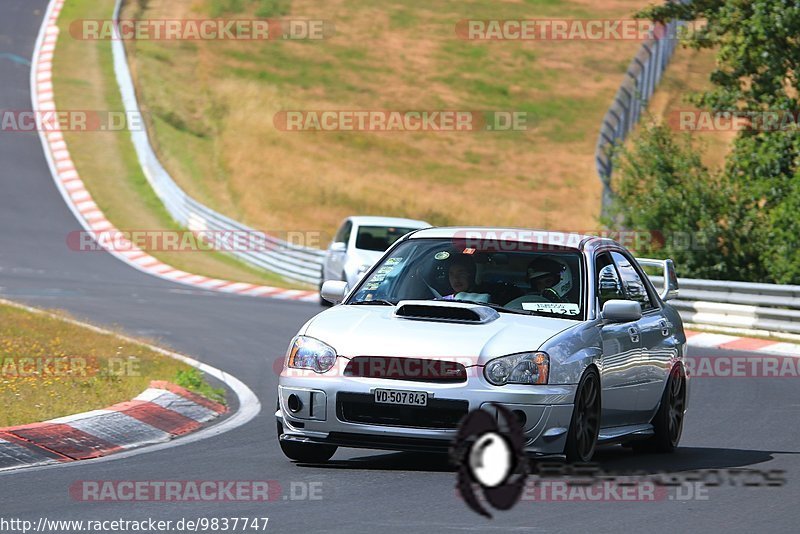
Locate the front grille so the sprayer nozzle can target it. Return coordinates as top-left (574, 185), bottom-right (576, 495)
top-left (343, 356), bottom-right (467, 383)
top-left (337, 392), bottom-right (469, 429)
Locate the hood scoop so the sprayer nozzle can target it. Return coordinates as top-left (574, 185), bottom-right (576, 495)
top-left (394, 300), bottom-right (500, 324)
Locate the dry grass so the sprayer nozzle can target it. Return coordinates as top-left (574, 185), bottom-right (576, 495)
top-left (0, 302), bottom-right (218, 427)
top-left (637, 43), bottom-right (734, 169)
top-left (123, 0), bottom-right (661, 236)
top-left (52, 0), bottom-right (303, 288)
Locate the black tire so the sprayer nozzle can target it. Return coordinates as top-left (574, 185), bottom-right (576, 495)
top-left (564, 368), bottom-right (601, 463)
top-left (277, 421), bottom-right (337, 463)
top-left (634, 365), bottom-right (686, 453)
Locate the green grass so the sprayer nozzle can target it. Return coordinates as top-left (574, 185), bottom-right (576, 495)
top-left (0, 301), bottom-right (224, 427)
top-left (175, 368), bottom-right (225, 404)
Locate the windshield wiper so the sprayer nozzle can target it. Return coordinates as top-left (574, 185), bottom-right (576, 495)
top-left (348, 299), bottom-right (396, 306)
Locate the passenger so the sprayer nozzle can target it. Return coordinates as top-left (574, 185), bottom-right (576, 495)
top-left (525, 258), bottom-right (572, 303)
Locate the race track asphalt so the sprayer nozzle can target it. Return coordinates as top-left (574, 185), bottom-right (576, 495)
top-left (1, 2), bottom-right (798, 532)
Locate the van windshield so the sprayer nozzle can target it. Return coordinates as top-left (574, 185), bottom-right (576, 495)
top-left (354, 226), bottom-right (420, 252)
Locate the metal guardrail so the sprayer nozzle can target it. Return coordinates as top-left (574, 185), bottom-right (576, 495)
top-left (650, 276), bottom-right (800, 336)
top-left (595, 19), bottom-right (683, 217)
top-left (108, 1), bottom-right (797, 339)
top-left (111, 0), bottom-right (324, 286)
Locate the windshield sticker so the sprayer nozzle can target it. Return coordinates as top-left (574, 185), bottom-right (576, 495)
top-left (365, 258), bottom-right (403, 285)
top-left (521, 302), bottom-right (581, 315)
top-left (434, 251), bottom-right (450, 261)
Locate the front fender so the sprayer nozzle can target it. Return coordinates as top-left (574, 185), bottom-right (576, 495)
top-left (540, 322), bottom-right (602, 385)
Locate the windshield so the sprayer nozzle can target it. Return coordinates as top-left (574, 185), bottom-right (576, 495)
top-left (354, 226), bottom-right (420, 252)
top-left (348, 238), bottom-right (584, 319)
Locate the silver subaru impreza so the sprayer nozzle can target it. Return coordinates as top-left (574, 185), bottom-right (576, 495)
top-left (276, 228), bottom-right (689, 463)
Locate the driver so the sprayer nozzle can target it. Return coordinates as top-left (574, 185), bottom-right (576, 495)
top-left (443, 255), bottom-right (478, 299)
top-left (525, 258), bottom-right (572, 303)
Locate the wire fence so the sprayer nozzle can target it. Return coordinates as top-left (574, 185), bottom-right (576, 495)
top-left (595, 19), bottom-right (684, 217)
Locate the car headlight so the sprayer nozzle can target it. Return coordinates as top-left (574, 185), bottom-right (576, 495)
top-left (484, 352), bottom-right (549, 385)
top-left (286, 336), bottom-right (337, 373)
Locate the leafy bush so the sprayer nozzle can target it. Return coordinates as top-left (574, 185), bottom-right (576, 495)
top-left (610, 1), bottom-right (800, 284)
top-left (610, 123), bottom-right (765, 281)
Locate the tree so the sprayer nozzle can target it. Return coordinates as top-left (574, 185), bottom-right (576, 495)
top-left (610, 123), bottom-right (764, 281)
top-left (610, 1), bottom-right (800, 283)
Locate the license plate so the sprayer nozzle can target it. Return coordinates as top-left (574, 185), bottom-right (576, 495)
top-left (374, 389), bottom-right (428, 407)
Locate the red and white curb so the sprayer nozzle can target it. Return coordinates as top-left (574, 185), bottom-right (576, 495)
top-left (31, 0), bottom-right (317, 303)
top-left (0, 298), bottom-right (260, 475)
top-left (0, 381), bottom-right (226, 472)
top-left (686, 330), bottom-right (800, 356)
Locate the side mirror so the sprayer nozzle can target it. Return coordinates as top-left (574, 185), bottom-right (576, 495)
top-left (321, 280), bottom-right (348, 305)
top-left (330, 242), bottom-right (347, 253)
top-left (601, 300), bottom-right (642, 323)
top-left (636, 257), bottom-right (679, 301)
top-left (663, 259), bottom-right (679, 301)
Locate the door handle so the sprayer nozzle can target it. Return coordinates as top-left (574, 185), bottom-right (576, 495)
top-left (659, 319), bottom-right (670, 337)
top-left (628, 326), bottom-right (640, 344)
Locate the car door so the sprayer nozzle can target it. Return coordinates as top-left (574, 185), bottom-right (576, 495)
top-left (610, 251), bottom-right (668, 422)
top-left (596, 252), bottom-right (643, 428)
top-left (325, 220), bottom-right (352, 282)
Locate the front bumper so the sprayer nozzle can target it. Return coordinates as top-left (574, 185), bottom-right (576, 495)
top-left (276, 372), bottom-right (577, 456)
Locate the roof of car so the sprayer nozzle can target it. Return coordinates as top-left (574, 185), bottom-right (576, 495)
top-left (407, 227), bottom-right (600, 249)
top-left (347, 216), bottom-right (431, 228)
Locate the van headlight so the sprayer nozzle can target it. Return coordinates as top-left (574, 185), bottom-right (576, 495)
top-left (484, 352), bottom-right (549, 385)
top-left (286, 336), bottom-right (337, 373)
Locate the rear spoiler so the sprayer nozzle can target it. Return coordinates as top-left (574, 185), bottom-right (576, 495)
top-left (635, 258), bottom-right (679, 301)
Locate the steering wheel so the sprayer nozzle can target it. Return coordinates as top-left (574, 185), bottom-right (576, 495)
top-left (541, 288), bottom-right (563, 303)
top-left (424, 279), bottom-right (443, 299)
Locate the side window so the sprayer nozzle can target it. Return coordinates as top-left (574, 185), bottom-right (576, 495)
top-left (595, 253), bottom-right (623, 307)
top-left (334, 221), bottom-right (352, 244)
top-left (610, 251), bottom-right (655, 311)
